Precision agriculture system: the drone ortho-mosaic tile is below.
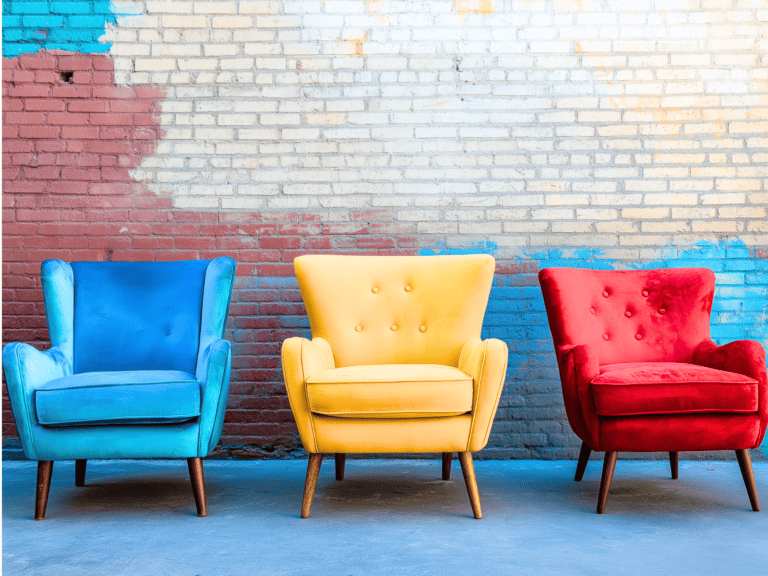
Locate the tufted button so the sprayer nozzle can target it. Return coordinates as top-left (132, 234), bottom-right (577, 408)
top-left (404, 285), bottom-right (411, 292)
top-left (602, 290), bottom-right (610, 298)
top-left (658, 308), bottom-right (666, 315)
top-left (625, 310), bottom-right (632, 317)
top-left (372, 287), bottom-right (379, 294)
top-left (419, 325), bottom-right (426, 332)
top-left (642, 290), bottom-right (649, 297)
top-left (635, 333), bottom-right (643, 340)
top-left (589, 307), bottom-right (596, 314)
top-left (602, 333), bottom-right (610, 341)
top-left (390, 324), bottom-right (398, 331)
top-left (355, 325), bottom-right (362, 332)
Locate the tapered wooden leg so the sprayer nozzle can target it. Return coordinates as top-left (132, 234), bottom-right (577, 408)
top-left (597, 452), bottom-right (618, 514)
top-left (35, 461), bottom-right (53, 520)
top-left (335, 453), bottom-right (346, 481)
top-left (301, 453), bottom-right (323, 518)
top-left (75, 459), bottom-right (87, 487)
top-left (458, 452), bottom-right (482, 519)
top-left (736, 449), bottom-right (760, 512)
top-left (187, 458), bottom-right (207, 517)
top-left (442, 452), bottom-right (452, 480)
top-left (669, 452), bottom-right (679, 480)
top-left (575, 442), bottom-right (591, 482)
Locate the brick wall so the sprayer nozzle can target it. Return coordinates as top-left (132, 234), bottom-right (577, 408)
top-left (3, 0), bottom-right (767, 458)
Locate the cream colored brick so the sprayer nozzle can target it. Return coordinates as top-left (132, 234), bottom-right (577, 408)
top-left (644, 193), bottom-right (698, 205)
top-left (718, 207), bottom-right (766, 218)
top-left (212, 16), bottom-right (252, 28)
top-left (642, 221), bottom-right (691, 233)
top-left (135, 59), bottom-right (176, 71)
top-left (671, 54), bottom-right (711, 66)
top-left (691, 220), bottom-right (744, 233)
top-left (701, 193), bottom-right (746, 204)
top-left (195, 2), bottom-right (236, 14)
top-left (161, 15), bottom-right (207, 27)
top-left (147, 1), bottom-right (192, 14)
top-left (716, 179), bottom-right (762, 191)
top-left (239, 1), bottom-right (280, 14)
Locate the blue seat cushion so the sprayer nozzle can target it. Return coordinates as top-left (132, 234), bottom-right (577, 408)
top-left (35, 371), bottom-right (201, 427)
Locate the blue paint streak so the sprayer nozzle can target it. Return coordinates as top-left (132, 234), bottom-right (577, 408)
top-left (421, 239), bottom-right (768, 449)
top-left (2, 0), bottom-right (118, 57)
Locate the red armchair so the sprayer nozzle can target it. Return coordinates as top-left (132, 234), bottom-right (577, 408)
top-left (539, 267), bottom-right (766, 513)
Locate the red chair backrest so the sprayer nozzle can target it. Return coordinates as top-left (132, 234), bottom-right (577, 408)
top-left (539, 268), bottom-right (715, 365)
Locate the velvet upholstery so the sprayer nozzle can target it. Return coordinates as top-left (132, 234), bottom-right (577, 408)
top-left (2, 257), bottom-right (236, 461)
top-left (72, 260), bottom-right (208, 374)
top-left (306, 364), bottom-right (473, 418)
top-left (539, 267), bottom-right (768, 453)
top-left (592, 363), bottom-right (758, 416)
top-left (35, 371), bottom-right (201, 427)
top-left (282, 254), bottom-right (508, 454)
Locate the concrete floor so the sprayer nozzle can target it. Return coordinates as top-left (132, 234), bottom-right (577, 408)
top-left (3, 458), bottom-right (768, 576)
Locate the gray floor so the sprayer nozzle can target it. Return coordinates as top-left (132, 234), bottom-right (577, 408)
top-left (3, 458), bottom-right (768, 576)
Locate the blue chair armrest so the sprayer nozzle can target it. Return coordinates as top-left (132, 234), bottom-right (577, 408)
top-left (196, 338), bottom-right (232, 456)
top-left (2, 343), bottom-right (71, 460)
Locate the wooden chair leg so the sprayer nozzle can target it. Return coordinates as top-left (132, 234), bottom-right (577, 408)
top-left (736, 449), bottom-right (760, 512)
top-left (187, 457), bottom-right (207, 517)
top-left (597, 452), bottom-right (618, 514)
top-left (669, 452), bottom-right (679, 480)
top-left (302, 453), bottom-right (323, 518)
top-left (75, 459), bottom-right (87, 487)
top-left (575, 442), bottom-right (591, 482)
top-left (335, 453), bottom-right (346, 481)
top-left (458, 452), bottom-right (482, 519)
top-left (442, 452), bottom-right (452, 480)
top-left (35, 461), bottom-right (54, 520)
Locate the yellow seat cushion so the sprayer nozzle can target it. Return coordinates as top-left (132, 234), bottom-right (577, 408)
top-left (306, 364), bottom-right (473, 419)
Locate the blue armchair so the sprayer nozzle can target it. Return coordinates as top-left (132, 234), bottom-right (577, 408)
top-left (2, 258), bottom-right (236, 519)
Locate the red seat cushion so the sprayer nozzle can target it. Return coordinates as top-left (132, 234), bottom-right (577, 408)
top-left (591, 362), bottom-right (758, 417)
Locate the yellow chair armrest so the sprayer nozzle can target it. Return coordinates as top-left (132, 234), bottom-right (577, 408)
top-left (281, 337), bottom-right (335, 452)
top-left (459, 338), bottom-right (508, 452)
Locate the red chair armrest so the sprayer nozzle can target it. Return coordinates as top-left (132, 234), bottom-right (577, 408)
top-left (694, 339), bottom-right (768, 447)
top-left (557, 344), bottom-right (601, 450)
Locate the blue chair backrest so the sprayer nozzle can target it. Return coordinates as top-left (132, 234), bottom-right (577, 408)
top-left (71, 261), bottom-right (210, 374)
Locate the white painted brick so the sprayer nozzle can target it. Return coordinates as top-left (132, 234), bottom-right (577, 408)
top-left (105, 1), bottom-right (767, 252)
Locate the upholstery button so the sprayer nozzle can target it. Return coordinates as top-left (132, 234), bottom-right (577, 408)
top-left (635, 333), bottom-right (642, 340)
top-left (419, 325), bottom-right (426, 332)
top-left (602, 333), bottom-right (610, 340)
top-left (625, 310), bottom-right (632, 317)
top-left (642, 290), bottom-right (649, 297)
top-left (659, 308), bottom-right (666, 315)
top-left (602, 290), bottom-right (609, 298)
top-left (355, 325), bottom-right (362, 332)
top-left (589, 307), bottom-right (596, 314)
top-left (372, 287), bottom-right (379, 294)
top-left (404, 286), bottom-right (411, 292)
top-left (390, 325), bottom-right (397, 331)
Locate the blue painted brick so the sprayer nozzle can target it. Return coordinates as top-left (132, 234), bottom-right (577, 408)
top-left (67, 15), bottom-right (106, 28)
top-left (1, 43), bottom-right (28, 56)
top-left (10, 2), bottom-right (50, 14)
top-left (21, 15), bottom-right (63, 27)
top-left (2, 14), bottom-right (22, 26)
top-left (725, 260), bottom-right (757, 271)
top-left (50, 2), bottom-right (92, 14)
top-left (2, 29), bottom-right (24, 41)
top-left (726, 248), bottom-right (752, 259)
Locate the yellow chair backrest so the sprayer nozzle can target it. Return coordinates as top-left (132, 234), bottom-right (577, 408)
top-left (294, 254), bottom-right (495, 368)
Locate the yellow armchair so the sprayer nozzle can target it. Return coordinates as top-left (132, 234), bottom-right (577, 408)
top-left (282, 255), bottom-right (508, 518)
